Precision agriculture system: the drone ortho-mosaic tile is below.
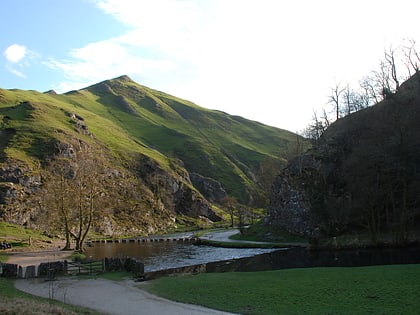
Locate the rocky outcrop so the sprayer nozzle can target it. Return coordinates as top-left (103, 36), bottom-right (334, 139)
top-left (267, 154), bottom-right (319, 236)
top-left (190, 173), bottom-right (227, 203)
top-left (0, 161), bottom-right (41, 224)
top-left (135, 155), bottom-right (222, 222)
top-left (69, 112), bottom-right (91, 136)
top-left (0, 141), bottom-right (221, 237)
top-left (0, 162), bottom-right (41, 189)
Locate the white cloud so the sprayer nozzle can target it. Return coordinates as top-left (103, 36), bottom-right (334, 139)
top-left (3, 44), bottom-right (40, 78)
top-left (4, 44), bottom-right (27, 63)
top-left (45, 38), bottom-right (176, 93)
top-left (50, 0), bottom-right (420, 131)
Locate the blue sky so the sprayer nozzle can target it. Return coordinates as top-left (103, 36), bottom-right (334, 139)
top-left (1, 0), bottom-right (420, 132)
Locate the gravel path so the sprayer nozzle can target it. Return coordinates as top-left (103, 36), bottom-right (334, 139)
top-left (15, 278), bottom-right (236, 315)
top-left (199, 229), bottom-right (309, 247)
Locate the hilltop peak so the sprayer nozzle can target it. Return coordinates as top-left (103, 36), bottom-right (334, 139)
top-left (113, 75), bottom-right (135, 83)
top-left (82, 75), bottom-right (139, 96)
top-left (43, 89), bottom-right (57, 95)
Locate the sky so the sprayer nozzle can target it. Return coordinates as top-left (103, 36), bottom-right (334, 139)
top-left (1, 0), bottom-right (420, 132)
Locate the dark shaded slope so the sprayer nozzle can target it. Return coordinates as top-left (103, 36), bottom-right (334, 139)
top-left (269, 73), bottom-right (420, 244)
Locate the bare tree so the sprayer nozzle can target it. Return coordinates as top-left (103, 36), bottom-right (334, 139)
top-left (328, 82), bottom-right (345, 120)
top-left (70, 152), bottom-right (105, 251)
top-left (385, 46), bottom-right (401, 92)
top-left (304, 109), bottom-right (329, 142)
top-left (42, 149), bottom-right (107, 252)
top-left (42, 158), bottom-right (74, 250)
top-left (402, 38), bottom-right (420, 76)
top-left (359, 76), bottom-right (379, 106)
top-left (342, 84), bottom-right (356, 116)
top-left (371, 45), bottom-right (410, 100)
top-left (221, 196), bottom-right (238, 227)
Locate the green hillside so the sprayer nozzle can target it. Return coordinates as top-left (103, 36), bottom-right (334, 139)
top-left (48, 75), bottom-right (299, 203)
top-left (0, 75), bottom-right (302, 235)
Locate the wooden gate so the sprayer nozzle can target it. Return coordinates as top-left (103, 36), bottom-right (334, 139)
top-left (67, 260), bottom-right (104, 275)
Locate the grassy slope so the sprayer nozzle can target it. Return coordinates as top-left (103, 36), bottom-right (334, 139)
top-left (0, 221), bottom-right (61, 253)
top-left (148, 264), bottom-right (420, 315)
top-left (74, 76), bottom-right (299, 200)
top-left (1, 76), bottom-right (301, 202)
top-left (0, 87), bottom-right (168, 167)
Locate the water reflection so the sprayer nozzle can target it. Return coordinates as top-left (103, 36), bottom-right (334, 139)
top-left (84, 241), bottom-right (279, 272)
top-left (219, 246), bottom-right (420, 273)
top-left (84, 238), bottom-right (420, 273)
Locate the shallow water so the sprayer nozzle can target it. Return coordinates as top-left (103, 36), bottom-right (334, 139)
top-left (85, 239), bottom-right (420, 273)
top-left (84, 241), bottom-right (279, 272)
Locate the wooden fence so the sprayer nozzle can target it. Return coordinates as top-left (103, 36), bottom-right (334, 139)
top-left (67, 260), bottom-right (104, 275)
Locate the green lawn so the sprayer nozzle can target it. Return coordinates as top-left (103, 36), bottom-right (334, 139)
top-left (0, 221), bottom-right (56, 251)
top-left (147, 264), bottom-right (420, 315)
top-left (230, 221), bottom-right (307, 243)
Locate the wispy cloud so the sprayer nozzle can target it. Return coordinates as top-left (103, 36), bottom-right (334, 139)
top-left (45, 37), bottom-right (176, 92)
top-left (5, 64), bottom-right (26, 78)
top-left (47, 0), bottom-right (200, 92)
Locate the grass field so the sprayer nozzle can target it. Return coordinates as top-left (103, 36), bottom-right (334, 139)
top-left (0, 221), bottom-right (57, 251)
top-left (147, 264), bottom-right (420, 315)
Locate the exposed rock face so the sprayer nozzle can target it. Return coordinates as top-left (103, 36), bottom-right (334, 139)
top-left (0, 161), bottom-right (41, 224)
top-left (190, 173), bottom-right (227, 203)
top-left (136, 155), bottom-right (222, 222)
top-left (0, 143), bottom-right (221, 236)
top-left (55, 142), bottom-right (76, 158)
top-left (0, 163), bottom-right (41, 189)
top-left (69, 113), bottom-right (91, 136)
top-left (267, 154), bottom-right (319, 236)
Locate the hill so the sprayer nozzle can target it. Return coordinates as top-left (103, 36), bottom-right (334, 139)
top-left (0, 75), bottom-right (301, 236)
top-left (268, 73), bottom-right (420, 245)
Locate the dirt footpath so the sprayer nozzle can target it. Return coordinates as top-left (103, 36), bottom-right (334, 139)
top-left (15, 278), bottom-right (236, 315)
top-left (6, 250), bottom-right (73, 266)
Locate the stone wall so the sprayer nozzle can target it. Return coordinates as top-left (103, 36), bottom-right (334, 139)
top-left (0, 263), bottom-right (18, 277)
top-left (104, 257), bottom-right (144, 276)
top-left (0, 257), bottom-right (144, 279)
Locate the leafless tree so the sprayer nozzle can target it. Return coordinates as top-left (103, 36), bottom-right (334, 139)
top-left (328, 82), bottom-right (345, 120)
top-left (384, 46), bottom-right (401, 92)
top-left (402, 38), bottom-right (420, 76)
top-left (359, 76), bottom-right (380, 106)
top-left (70, 151), bottom-right (105, 251)
top-left (41, 158), bottom-right (74, 249)
top-left (42, 149), bottom-right (107, 251)
top-left (304, 109), bottom-right (330, 142)
top-left (221, 196), bottom-right (238, 227)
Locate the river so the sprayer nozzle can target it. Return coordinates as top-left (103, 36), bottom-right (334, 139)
top-left (84, 232), bottom-right (420, 273)
top-left (84, 240), bottom-right (279, 272)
